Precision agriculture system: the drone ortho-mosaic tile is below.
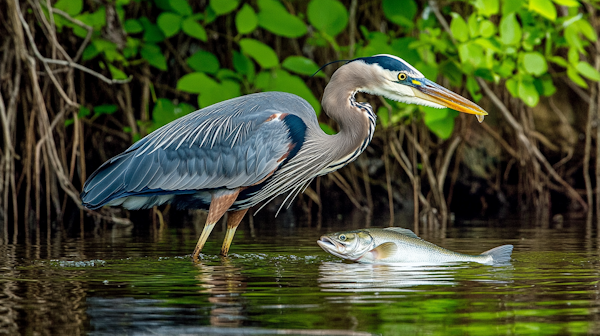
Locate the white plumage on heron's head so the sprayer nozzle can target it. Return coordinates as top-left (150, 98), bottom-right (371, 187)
top-left (339, 54), bottom-right (488, 121)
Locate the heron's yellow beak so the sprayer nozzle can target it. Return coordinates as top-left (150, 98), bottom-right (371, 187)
top-left (411, 78), bottom-right (487, 123)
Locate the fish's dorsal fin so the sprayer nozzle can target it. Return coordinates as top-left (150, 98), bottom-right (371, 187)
top-left (370, 242), bottom-right (398, 260)
top-left (383, 227), bottom-right (420, 239)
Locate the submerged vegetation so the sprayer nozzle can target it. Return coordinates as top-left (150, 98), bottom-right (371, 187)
top-left (1, 0), bottom-right (600, 227)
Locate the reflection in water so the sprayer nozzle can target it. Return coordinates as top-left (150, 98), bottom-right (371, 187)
top-left (195, 259), bottom-right (246, 327)
top-left (319, 262), bottom-right (459, 293)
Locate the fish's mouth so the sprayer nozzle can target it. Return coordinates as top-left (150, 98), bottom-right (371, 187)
top-left (317, 236), bottom-right (348, 259)
top-left (317, 236), bottom-right (338, 250)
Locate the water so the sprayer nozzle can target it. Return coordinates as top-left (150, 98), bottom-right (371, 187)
top-left (1, 210), bottom-right (599, 335)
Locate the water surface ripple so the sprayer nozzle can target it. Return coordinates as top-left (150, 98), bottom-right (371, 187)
top-left (0, 214), bottom-right (598, 335)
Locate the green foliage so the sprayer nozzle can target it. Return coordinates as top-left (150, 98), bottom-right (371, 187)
top-left (210, 0), bottom-right (239, 15)
top-left (239, 39), bottom-right (279, 69)
top-left (236, 4), bottom-right (258, 34)
top-left (187, 51), bottom-right (220, 74)
top-left (282, 56), bottom-right (325, 77)
top-left (257, 0), bottom-right (307, 38)
top-left (54, 0), bottom-right (83, 16)
top-left (56, 0), bottom-right (600, 144)
top-left (307, 0), bottom-right (348, 37)
top-left (382, 0), bottom-right (416, 28)
top-left (150, 99), bottom-right (195, 132)
top-left (93, 104), bottom-right (118, 116)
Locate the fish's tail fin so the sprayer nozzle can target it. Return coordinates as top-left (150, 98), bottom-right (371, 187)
top-left (481, 245), bottom-right (514, 264)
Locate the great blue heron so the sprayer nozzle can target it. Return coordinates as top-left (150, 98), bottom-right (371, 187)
top-left (81, 54), bottom-right (487, 259)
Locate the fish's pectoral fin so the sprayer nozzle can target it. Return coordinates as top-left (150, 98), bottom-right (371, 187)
top-left (369, 242), bottom-right (398, 260)
top-left (383, 227), bottom-right (420, 239)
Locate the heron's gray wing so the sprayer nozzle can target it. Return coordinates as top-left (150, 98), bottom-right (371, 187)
top-left (81, 92), bottom-right (315, 208)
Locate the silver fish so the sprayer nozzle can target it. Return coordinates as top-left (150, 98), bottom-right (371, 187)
top-left (317, 227), bottom-right (513, 265)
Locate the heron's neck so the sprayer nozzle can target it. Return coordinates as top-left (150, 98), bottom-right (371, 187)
top-left (320, 65), bottom-right (377, 170)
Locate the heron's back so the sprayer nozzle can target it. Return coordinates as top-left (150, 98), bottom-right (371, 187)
top-left (81, 92), bottom-right (317, 210)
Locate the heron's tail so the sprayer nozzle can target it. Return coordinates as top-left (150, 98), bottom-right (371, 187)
top-left (81, 153), bottom-right (132, 210)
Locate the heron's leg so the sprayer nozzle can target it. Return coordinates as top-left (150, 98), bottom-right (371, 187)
top-left (220, 208), bottom-right (249, 256)
top-left (192, 190), bottom-right (240, 261)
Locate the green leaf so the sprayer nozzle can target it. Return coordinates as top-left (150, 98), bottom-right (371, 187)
top-left (390, 37), bottom-right (421, 65)
top-left (522, 52), bottom-right (547, 76)
top-left (255, 69), bottom-right (320, 115)
top-left (186, 50), bottom-right (220, 74)
top-left (499, 13), bottom-right (522, 45)
top-left (548, 56), bottom-right (568, 67)
top-left (124, 19), bottom-right (143, 34)
top-left (576, 20), bottom-right (597, 42)
top-left (458, 42), bottom-right (485, 69)
top-left (140, 44), bottom-right (167, 70)
top-left (177, 72), bottom-right (219, 93)
top-left (495, 59), bottom-right (515, 78)
top-left (78, 106), bottom-right (91, 118)
top-left (140, 18), bottom-right (165, 43)
top-left (502, 0), bottom-right (522, 15)
top-left (168, 0), bottom-right (193, 16)
top-left (565, 24), bottom-right (583, 53)
top-left (382, 0), bottom-right (416, 27)
top-left (538, 75), bottom-right (556, 96)
top-left (518, 79), bottom-right (539, 107)
top-left (198, 80), bottom-right (241, 108)
top-left (210, 0), bottom-right (240, 15)
top-left (216, 69), bottom-right (241, 81)
top-left (94, 104), bottom-right (118, 116)
top-left (150, 99), bottom-right (196, 132)
top-left (568, 47), bottom-right (579, 65)
top-left (239, 38), bottom-right (279, 69)
top-left (282, 56), bottom-right (324, 77)
top-left (474, 0), bottom-right (498, 17)
top-left (54, 0), bottom-right (83, 16)
top-left (505, 77), bottom-right (518, 97)
top-left (553, 0), bottom-right (579, 6)
top-left (466, 76), bottom-right (482, 102)
top-left (467, 14), bottom-right (480, 39)
top-left (182, 18), bottom-right (207, 41)
top-left (257, 0), bottom-right (307, 38)
top-left (529, 0), bottom-right (556, 21)
top-left (108, 64), bottom-right (128, 80)
top-left (307, 0), bottom-right (348, 36)
top-left (450, 14), bottom-right (469, 43)
top-left (567, 66), bottom-right (588, 88)
top-left (479, 20), bottom-right (495, 38)
top-left (235, 4), bottom-right (258, 34)
top-left (233, 51), bottom-right (255, 79)
top-left (157, 12), bottom-right (182, 38)
top-left (423, 107), bottom-right (458, 140)
top-left (576, 61), bottom-right (600, 81)
top-left (82, 44), bottom-right (100, 61)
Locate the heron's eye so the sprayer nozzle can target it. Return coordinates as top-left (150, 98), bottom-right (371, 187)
top-left (339, 234), bottom-right (346, 241)
top-left (398, 73), bottom-right (407, 81)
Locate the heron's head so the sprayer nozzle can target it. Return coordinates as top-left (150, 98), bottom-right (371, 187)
top-left (348, 54), bottom-right (487, 122)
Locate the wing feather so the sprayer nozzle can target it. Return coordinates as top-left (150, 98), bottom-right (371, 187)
top-left (81, 92), bottom-right (316, 209)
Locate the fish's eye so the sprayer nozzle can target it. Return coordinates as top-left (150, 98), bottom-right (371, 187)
top-left (339, 234), bottom-right (346, 241)
top-left (398, 73), bottom-right (407, 81)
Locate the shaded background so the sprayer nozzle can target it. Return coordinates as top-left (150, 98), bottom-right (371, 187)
top-left (1, 0), bottom-right (599, 228)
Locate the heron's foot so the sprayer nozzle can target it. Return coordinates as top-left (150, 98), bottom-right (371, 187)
top-left (192, 222), bottom-right (216, 261)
